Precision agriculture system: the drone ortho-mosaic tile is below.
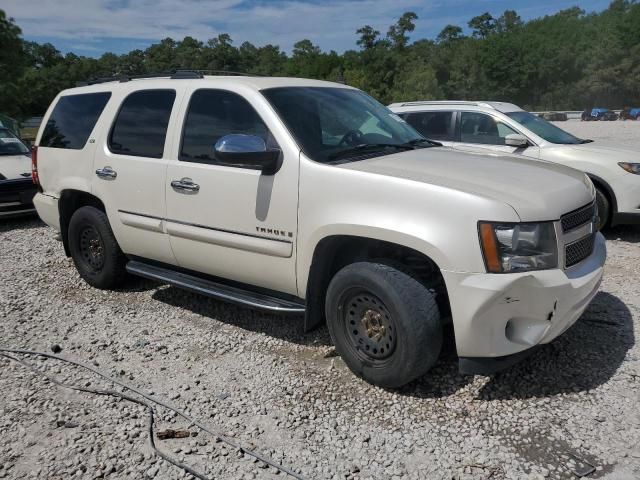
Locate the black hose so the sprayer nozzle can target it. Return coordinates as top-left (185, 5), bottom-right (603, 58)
top-left (0, 347), bottom-right (306, 480)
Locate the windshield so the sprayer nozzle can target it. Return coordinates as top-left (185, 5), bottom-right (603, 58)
top-left (0, 128), bottom-right (30, 155)
top-left (506, 111), bottom-right (584, 145)
top-left (262, 87), bottom-right (431, 163)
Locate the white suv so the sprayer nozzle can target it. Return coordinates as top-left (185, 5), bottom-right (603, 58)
top-left (33, 73), bottom-right (605, 387)
top-left (389, 100), bottom-right (640, 230)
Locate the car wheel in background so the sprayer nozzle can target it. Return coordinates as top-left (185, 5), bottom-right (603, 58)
top-left (325, 262), bottom-right (442, 388)
top-left (68, 206), bottom-right (128, 289)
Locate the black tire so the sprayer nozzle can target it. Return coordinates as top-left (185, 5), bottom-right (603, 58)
top-left (68, 206), bottom-right (128, 289)
top-left (595, 187), bottom-right (611, 231)
top-left (325, 262), bottom-right (442, 388)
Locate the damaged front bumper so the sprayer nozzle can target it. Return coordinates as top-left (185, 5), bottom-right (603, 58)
top-left (442, 232), bottom-right (606, 374)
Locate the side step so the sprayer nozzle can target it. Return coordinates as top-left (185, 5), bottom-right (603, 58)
top-left (126, 261), bottom-right (306, 315)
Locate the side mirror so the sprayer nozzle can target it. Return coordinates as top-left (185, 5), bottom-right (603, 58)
top-left (214, 134), bottom-right (281, 175)
top-left (505, 133), bottom-right (529, 148)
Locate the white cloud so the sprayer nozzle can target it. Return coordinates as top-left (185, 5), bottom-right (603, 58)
top-left (3, 0), bottom-right (424, 53)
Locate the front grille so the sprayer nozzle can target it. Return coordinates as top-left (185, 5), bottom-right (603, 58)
top-left (561, 202), bottom-right (596, 232)
top-left (565, 234), bottom-right (595, 268)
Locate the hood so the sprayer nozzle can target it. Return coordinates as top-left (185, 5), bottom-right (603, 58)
top-left (338, 147), bottom-right (594, 221)
top-left (559, 141), bottom-right (639, 163)
top-left (0, 154), bottom-right (32, 181)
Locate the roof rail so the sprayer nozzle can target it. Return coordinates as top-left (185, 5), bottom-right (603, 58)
top-left (391, 100), bottom-right (507, 110)
top-left (76, 69), bottom-right (260, 87)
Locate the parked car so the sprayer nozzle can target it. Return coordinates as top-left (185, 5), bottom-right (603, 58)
top-left (541, 112), bottom-right (567, 121)
top-left (390, 100), bottom-right (640, 230)
top-left (33, 73), bottom-right (605, 387)
top-left (620, 107), bottom-right (640, 120)
top-left (591, 108), bottom-right (618, 121)
top-left (0, 127), bottom-right (37, 218)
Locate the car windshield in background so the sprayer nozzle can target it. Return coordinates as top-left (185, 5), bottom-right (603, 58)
top-left (0, 128), bottom-right (30, 156)
top-left (506, 111), bottom-right (584, 144)
top-left (262, 87), bottom-right (432, 163)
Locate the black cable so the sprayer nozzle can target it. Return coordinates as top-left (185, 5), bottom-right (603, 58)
top-left (0, 348), bottom-right (306, 480)
top-left (1, 352), bottom-right (210, 480)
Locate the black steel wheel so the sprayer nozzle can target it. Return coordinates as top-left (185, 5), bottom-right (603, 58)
top-left (341, 289), bottom-right (397, 363)
top-left (68, 206), bottom-right (128, 289)
top-left (326, 262), bottom-right (442, 388)
top-left (78, 225), bottom-right (105, 272)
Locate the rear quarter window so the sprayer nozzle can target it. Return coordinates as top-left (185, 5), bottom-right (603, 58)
top-left (41, 92), bottom-right (111, 149)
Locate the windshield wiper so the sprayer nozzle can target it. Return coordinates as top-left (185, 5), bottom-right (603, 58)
top-left (579, 139), bottom-right (594, 144)
top-left (403, 138), bottom-right (442, 147)
top-left (328, 143), bottom-right (413, 161)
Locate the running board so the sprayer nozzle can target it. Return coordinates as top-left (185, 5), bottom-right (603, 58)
top-left (126, 261), bottom-right (306, 315)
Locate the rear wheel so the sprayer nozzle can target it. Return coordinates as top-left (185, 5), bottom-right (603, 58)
top-left (595, 187), bottom-right (611, 231)
top-left (326, 262), bottom-right (442, 388)
top-left (68, 206), bottom-right (128, 289)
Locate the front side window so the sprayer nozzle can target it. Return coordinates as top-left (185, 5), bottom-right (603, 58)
top-left (0, 128), bottom-right (30, 156)
top-left (460, 112), bottom-right (519, 145)
top-left (262, 87), bottom-right (432, 164)
top-left (402, 111), bottom-right (455, 141)
top-left (180, 89), bottom-right (272, 164)
top-left (41, 92), bottom-right (111, 149)
top-left (506, 111), bottom-right (583, 144)
top-left (109, 89), bottom-right (176, 158)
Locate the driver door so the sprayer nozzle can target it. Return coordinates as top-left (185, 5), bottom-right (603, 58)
top-left (164, 87), bottom-right (299, 296)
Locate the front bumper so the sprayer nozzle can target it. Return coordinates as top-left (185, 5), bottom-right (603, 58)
top-left (0, 178), bottom-right (37, 218)
top-left (610, 172), bottom-right (640, 225)
top-left (442, 232), bottom-right (606, 364)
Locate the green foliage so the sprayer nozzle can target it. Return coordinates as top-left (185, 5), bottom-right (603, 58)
top-left (1, 3), bottom-right (640, 120)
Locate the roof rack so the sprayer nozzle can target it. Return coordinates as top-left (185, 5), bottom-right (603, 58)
top-left (76, 69), bottom-right (260, 87)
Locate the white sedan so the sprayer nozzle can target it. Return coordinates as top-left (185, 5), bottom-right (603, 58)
top-left (389, 100), bottom-right (640, 230)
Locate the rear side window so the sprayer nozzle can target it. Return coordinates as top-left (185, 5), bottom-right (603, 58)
top-left (180, 89), bottom-right (272, 164)
top-left (402, 111), bottom-right (455, 141)
top-left (109, 89), bottom-right (176, 158)
top-left (41, 92), bottom-right (111, 149)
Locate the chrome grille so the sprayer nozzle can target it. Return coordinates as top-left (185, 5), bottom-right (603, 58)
top-left (561, 202), bottom-right (596, 232)
top-left (565, 234), bottom-right (595, 268)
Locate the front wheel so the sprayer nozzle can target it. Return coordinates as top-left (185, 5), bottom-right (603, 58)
top-left (326, 262), bottom-right (442, 388)
top-left (595, 187), bottom-right (611, 231)
top-left (68, 206), bottom-right (128, 289)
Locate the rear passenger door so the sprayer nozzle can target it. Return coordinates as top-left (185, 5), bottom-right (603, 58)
top-left (164, 87), bottom-right (299, 296)
top-left (400, 111), bottom-right (456, 146)
top-left (91, 88), bottom-right (182, 265)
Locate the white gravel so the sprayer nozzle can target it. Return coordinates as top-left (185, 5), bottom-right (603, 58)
top-left (552, 119), bottom-right (640, 149)
top-left (1, 122), bottom-right (639, 480)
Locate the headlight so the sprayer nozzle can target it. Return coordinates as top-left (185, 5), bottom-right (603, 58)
top-left (619, 162), bottom-right (640, 174)
top-left (479, 222), bottom-right (558, 273)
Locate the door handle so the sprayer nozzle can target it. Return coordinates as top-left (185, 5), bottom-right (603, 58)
top-left (171, 178), bottom-right (200, 193)
top-left (95, 166), bottom-right (117, 179)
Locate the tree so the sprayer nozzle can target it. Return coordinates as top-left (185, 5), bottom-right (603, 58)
top-left (0, 11), bottom-right (26, 117)
top-left (468, 12), bottom-right (496, 38)
top-left (356, 25), bottom-right (380, 50)
top-left (387, 12), bottom-right (418, 49)
top-left (496, 10), bottom-right (523, 33)
top-left (436, 25), bottom-right (464, 43)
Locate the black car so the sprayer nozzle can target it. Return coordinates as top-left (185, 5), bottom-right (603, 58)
top-left (0, 127), bottom-right (37, 218)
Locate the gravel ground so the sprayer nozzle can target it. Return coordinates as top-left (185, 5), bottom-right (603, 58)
top-left (1, 123), bottom-right (639, 480)
top-left (552, 119), bottom-right (640, 149)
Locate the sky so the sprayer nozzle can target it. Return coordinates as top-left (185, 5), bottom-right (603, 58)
top-left (3, 0), bottom-right (612, 57)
